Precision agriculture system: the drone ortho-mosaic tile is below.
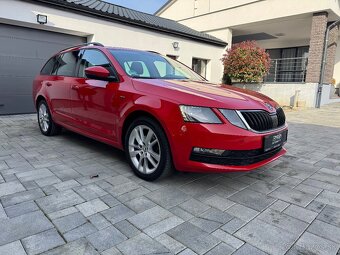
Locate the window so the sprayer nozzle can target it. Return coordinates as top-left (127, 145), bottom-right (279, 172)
top-left (78, 49), bottom-right (115, 78)
top-left (192, 58), bottom-right (208, 78)
top-left (123, 61), bottom-right (150, 77)
top-left (40, 57), bottom-right (57, 75)
top-left (110, 49), bottom-right (205, 81)
top-left (265, 46), bottom-right (309, 82)
top-left (56, 51), bottom-right (79, 77)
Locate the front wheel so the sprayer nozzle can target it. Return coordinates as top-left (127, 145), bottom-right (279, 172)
top-left (125, 117), bottom-right (173, 181)
top-left (37, 100), bottom-right (62, 136)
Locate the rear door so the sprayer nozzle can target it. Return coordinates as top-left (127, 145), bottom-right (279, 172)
top-left (47, 51), bottom-right (80, 123)
top-left (71, 49), bottom-right (120, 139)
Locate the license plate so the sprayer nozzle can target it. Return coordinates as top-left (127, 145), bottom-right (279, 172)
top-left (264, 130), bottom-right (288, 152)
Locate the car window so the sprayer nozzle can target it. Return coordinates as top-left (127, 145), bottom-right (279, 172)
top-left (110, 50), bottom-right (205, 81)
top-left (40, 57), bottom-right (57, 75)
top-left (56, 51), bottom-right (79, 77)
top-left (123, 61), bottom-right (151, 77)
top-left (78, 49), bottom-right (115, 78)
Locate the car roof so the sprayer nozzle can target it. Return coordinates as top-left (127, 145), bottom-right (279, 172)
top-left (58, 43), bottom-right (160, 55)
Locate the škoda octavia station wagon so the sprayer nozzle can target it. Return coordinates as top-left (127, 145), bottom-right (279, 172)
top-left (33, 43), bottom-right (288, 181)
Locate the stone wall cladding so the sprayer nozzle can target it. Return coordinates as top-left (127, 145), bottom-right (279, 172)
top-left (306, 12), bottom-right (328, 83)
top-left (324, 24), bottom-right (339, 84)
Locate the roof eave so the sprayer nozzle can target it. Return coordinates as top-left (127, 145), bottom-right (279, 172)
top-left (22, 0), bottom-right (227, 47)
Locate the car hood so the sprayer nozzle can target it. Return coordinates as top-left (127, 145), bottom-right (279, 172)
top-left (132, 79), bottom-right (279, 112)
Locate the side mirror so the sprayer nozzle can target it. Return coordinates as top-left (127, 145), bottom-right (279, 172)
top-left (84, 66), bottom-right (117, 81)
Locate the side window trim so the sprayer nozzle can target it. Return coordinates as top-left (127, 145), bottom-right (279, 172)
top-left (77, 48), bottom-right (120, 82)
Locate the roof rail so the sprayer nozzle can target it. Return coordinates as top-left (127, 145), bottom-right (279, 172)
top-left (59, 42), bottom-right (104, 52)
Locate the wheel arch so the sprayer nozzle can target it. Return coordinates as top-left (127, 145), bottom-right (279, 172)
top-left (121, 110), bottom-right (169, 149)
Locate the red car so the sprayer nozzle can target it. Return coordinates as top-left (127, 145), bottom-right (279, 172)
top-left (33, 42), bottom-right (288, 181)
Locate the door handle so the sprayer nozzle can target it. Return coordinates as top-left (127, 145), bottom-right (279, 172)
top-left (46, 82), bottom-right (52, 87)
top-left (71, 85), bottom-right (79, 90)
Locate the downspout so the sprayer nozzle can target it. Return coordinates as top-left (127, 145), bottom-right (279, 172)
top-left (316, 19), bottom-right (340, 108)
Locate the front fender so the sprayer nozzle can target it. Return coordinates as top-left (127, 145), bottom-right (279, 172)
top-left (117, 95), bottom-right (183, 151)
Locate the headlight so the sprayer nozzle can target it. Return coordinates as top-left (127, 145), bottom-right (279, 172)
top-left (179, 105), bottom-right (221, 124)
top-left (219, 109), bottom-right (247, 129)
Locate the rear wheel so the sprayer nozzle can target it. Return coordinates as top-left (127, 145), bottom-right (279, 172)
top-left (37, 100), bottom-right (62, 136)
top-left (125, 117), bottom-right (173, 181)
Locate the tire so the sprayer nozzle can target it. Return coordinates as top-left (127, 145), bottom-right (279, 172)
top-left (37, 100), bottom-right (62, 136)
top-left (124, 116), bottom-right (173, 181)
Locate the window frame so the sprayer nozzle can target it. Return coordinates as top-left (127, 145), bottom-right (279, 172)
top-left (192, 57), bottom-right (208, 79)
top-left (76, 48), bottom-right (120, 82)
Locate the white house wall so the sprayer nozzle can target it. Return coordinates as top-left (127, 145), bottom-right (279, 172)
top-left (0, 0), bottom-right (226, 83)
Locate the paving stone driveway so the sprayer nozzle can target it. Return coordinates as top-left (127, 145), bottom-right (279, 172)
top-left (0, 103), bottom-right (340, 255)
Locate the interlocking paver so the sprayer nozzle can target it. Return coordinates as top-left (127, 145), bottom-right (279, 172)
top-left (307, 220), bottom-right (340, 244)
top-left (0, 181), bottom-right (25, 197)
top-left (167, 222), bottom-right (220, 255)
top-left (235, 218), bottom-right (297, 255)
top-left (257, 209), bottom-right (308, 236)
top-left (64, 223), bottom-right (97, 242)
top-left (87, 226), bottom-right (127, 252)
top-left (0, 211), bottom-right (53, 246)
top-left (289, 232), bottom-right (340, 255)
top-left (102, 204), bottom-right (136, 224)
top-left (52, 212), bottom-right (87, 233)
top-left (0, 104), bottom-right (339, 255)
top-left (4, 201), bottom-right (39, 218)
top-left (36, 190), bottom-right (85, 213)
top-left (116, 233), bottom-right (170, 255)
top-left (0, 241), bottom-right (27, 255)
top-left (269, 186), bottom-right (315, 207)
top-left (41, 238), bottom-right (99, 255)
top-left (22, 229), bottom-right (65, 255)
top-left (229, 189), bottom-right (275, 211)
top-left (76, 198), bottom-right (109, 217)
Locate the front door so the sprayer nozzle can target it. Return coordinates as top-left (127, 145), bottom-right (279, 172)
top-left (71, 49), bottom-right (120, 140)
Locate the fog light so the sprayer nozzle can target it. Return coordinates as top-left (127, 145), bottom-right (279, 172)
top-left (193, 147), bottom-right (225, 156)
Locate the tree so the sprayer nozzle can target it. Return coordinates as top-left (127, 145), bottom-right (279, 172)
top-left (222, 41), bottom-right (271, 83)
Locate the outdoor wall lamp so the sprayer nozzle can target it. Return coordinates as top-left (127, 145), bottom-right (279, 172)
top-left (172, 41), bottom-right (179, 49)
top-left (37, 14), bottom-right (48, 24)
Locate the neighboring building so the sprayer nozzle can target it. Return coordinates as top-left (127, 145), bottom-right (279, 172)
top-left (157, 0), bottom-right (340, 107)
top-left (0, 0), bottom-right (226, 114)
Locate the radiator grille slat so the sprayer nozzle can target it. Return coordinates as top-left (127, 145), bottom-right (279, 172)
top-left (241, 108), bottom-right (286, 132)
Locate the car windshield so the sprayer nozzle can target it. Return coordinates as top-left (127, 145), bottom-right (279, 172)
top-left (110, 49), bottom-right (205, 81)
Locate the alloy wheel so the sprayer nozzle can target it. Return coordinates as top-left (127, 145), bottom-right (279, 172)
top-left (38, 103), bottom-right (50, 132)
top-left (128, 125), bottom-right (161, 174)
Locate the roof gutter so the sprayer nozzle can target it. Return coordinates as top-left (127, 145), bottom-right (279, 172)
top-left (23, 0), bottom-right (227, 47)
top-left (316, 18), bottom-right (340, 108)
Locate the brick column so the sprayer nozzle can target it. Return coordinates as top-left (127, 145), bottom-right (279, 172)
top-left (324, 24), bottom-right (339, 84)
top-left (305, 12), bottom-right (328, 83)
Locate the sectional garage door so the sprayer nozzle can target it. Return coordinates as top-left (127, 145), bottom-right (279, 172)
top-left (0, 24), bottom-right (86, 115)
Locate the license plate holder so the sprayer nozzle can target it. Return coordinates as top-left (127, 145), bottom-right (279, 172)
top-left (264, 130), bottom-right (288, 152)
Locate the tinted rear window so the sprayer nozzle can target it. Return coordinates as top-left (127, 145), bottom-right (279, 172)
top-left (56, 51), bottom-right (79, 77)
top-left (40, 57), bottom-right (57, 75)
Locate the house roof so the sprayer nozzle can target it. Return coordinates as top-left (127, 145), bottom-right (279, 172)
top-left (25, 0), bottom-right (227, 47)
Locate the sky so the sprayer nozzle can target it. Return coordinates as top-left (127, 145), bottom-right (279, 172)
top-left (105, 0), bottom-right (168, 14)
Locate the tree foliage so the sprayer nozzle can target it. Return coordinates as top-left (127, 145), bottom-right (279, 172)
top-left (222, 41), bottom-right (271, 83)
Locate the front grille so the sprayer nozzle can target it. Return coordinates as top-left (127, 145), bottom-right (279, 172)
top-left (241, 108), bottom-right (286, 132)
top-left (190, 147), bottom-right (283, 166)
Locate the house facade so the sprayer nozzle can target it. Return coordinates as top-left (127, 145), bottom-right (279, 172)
top-left (0, 0), bottom-right (226, 114)
top-left (157, 0), bottom-right (340, 107)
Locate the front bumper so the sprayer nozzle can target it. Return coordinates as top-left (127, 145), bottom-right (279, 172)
top-left (170, 122), bottom-right (288, 173)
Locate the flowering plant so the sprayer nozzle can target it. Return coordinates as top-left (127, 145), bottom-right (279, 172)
top-left (222, 41), bottom-right (271, 83)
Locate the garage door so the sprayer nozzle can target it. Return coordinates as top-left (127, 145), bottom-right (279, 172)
top-left (0, 24), bottom-right (86, 115)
